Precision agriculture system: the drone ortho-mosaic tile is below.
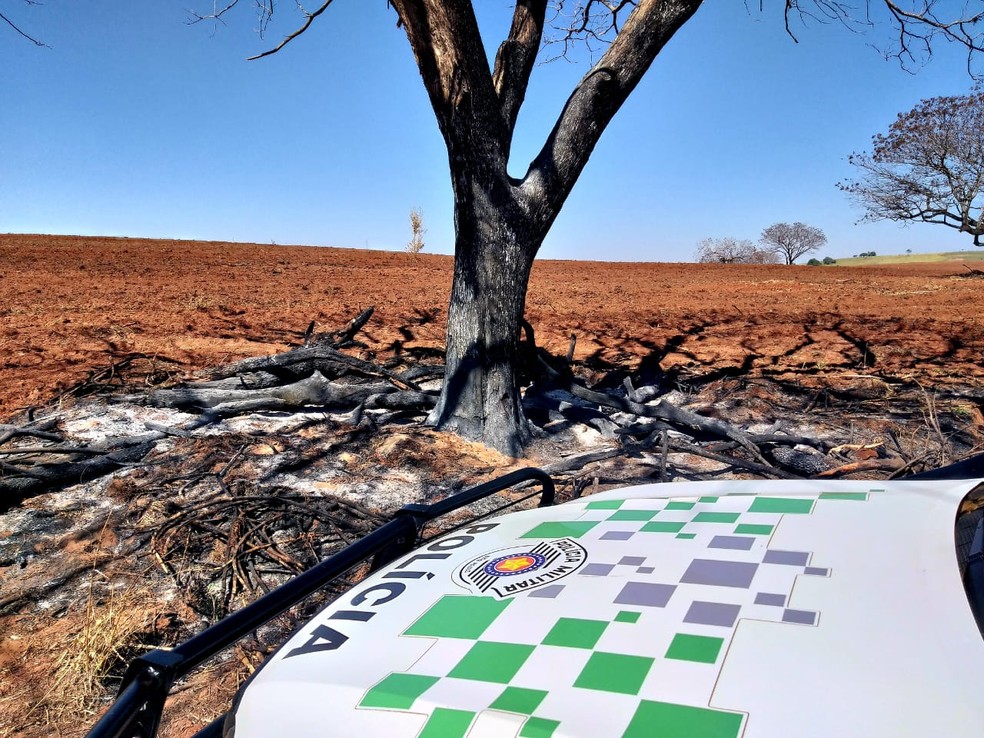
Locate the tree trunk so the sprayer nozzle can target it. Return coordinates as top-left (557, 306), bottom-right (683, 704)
top-left (427, 180), bottom-right (541, 456)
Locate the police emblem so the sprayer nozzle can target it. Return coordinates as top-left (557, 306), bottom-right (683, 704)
top-left (454, 539), bottom-right (587, 598)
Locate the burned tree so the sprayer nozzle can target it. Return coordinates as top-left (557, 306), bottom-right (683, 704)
top-left (184, 0), bottom-right (984, 456)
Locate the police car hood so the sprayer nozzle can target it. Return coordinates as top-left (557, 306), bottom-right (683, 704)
top-left (229, 477), bottom-right (984, 738)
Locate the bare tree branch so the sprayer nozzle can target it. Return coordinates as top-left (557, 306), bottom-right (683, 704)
top-left (1, 2), bottom-right (47, 47)
top-left (522, 0), bottom-right (703, 220)
top-left (388, 0), bottom-right (510, 168)
top-left (492, 0), bottom-right (548, 140)
top-left (784, 1), bottom-right (984, 75)
top-left (188, 0), bottom-right (275, 37)
top-left (247, 0), bottom-right (334, 60)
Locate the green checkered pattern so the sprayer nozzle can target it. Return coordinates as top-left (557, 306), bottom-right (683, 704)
top-left (359, 595), bottom-right (742, 737)
top-left (358, 488), bottom-right (876, 736)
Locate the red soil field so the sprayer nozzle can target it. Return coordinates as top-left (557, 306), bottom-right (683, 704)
top-left (2, 233), bottom-right (983, 419)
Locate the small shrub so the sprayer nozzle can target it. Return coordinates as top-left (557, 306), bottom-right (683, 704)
top-left (822, 256), bottom-right (837, 265)
top-left (406, 208), bottom-right (426, 256)
top-left (807, 258), bottom-right (822, 266)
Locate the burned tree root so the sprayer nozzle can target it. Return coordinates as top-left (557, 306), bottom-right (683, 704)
top-left (519, 319), bottom-right (827, 479)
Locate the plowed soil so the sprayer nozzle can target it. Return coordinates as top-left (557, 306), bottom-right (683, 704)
top-left (3, 233), bottom-right (984, 738)
top-left (2, 233), bottom-right (983, 418)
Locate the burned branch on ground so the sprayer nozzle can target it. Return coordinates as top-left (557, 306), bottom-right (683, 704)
top-left (3, 307), bottom-right (981, 523)
top-left (150, 483), bottom-right (387, 619)
top-left (519, 319), bottom-right (835, 479)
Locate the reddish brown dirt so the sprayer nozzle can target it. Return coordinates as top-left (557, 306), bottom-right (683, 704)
top-left (3, 233), bottom-right (984, 738)
top-left (2, 233), bottom-right (983, 419)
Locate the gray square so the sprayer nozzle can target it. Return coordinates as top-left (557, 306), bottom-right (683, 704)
top-left (636, 566), bottom-right (655, 574)
top-left (528, 584), bottom-right (565, 599)
top-left (601, 531), bottom-right (635, 541)
top-left (684, 601), bottom-right (741, 627)
top-left (619, 556), bottom-right (646, 566)
top-left (580, 563), bottom-right (615, 576)
top-left (755, 592), bottom-right (786, 607)
top-left (782, 608), bottom-right (817, 625)
top-left (709, 535), bottom-right (755, 551)
top-left (614, 581), bottom-right (676, 608)
top-left (804, 567), bottom-right (829, 576)
top-left (681, 559), bottom-right (758, 588)
top-left (764, 550), bottom-right (810, 566)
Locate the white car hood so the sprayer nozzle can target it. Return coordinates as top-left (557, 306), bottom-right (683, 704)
top-left (230, 477), bottom-right (984, 738)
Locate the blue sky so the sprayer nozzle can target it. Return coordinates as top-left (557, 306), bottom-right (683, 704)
top-left (0, 1), bottom-right (975, 261)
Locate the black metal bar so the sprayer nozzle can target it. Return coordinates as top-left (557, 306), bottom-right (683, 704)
top-left (905, 451), bottom-right (984, 481)
top-left (85, 682), bottom-right (145, 738)
top-left (85, 467), bottom-right (554, 738)
top-left (371, 467), bottom-right (555, 570)
top-left (172, 515), bottom-right (417, 673)
top-left (190, 715), bottom-right (226, 738)
top-left (418, 467), bottom-right (555, 516)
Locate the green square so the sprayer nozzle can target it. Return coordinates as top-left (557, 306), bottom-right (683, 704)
top-left (405, 596), bottom-right (510, 639)
top-left (520, 717), bottom-right (561, 738)
top-left (542, 617), bottom-right (607, 649)
top-left (698, 496), bottom-right (719, 503)
top-left (692, 512), bottom-right (740, 523)
top-left (734, 523), bottom-right (773, 535)
top-left (490, 686), bottom-right (548, 715)
top-left (419, 708), bottom-right (475, 738)
top-left (675, 532), bottom-right (696, 539)
top-left (624, 700), bottom-right (743, 738)
top-left (615, 610), bottom-right (641, 623)
top-left (608, 509), bottom-right (658, 521)
top-left (521, 521), bottom-right (599, 539)
top-left (574, 652), bottom-right (653, 695)
top-left (359, 673), bottom-right (439, 709)
top-left (449, 641), bottom-right (535, 683)
top-left (819, 492), bottom-right (868, 501)
top-left (640, 521), bottom-right (685, 534)
top-left (665, 501), bottom-right (695, 510)
top-left (585, 499), bottom-right (624, 510)
top-left (748, 497), bottom-right (814, 514)
top-left (665, 633), bottom-right (724, 664)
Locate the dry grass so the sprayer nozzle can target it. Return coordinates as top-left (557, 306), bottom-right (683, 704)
top-left (406, 207), bottom-right (426, 255)
top-left (25, 578), bottom-right (161, 731)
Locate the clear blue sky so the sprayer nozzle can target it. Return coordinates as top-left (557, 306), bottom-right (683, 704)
top-left (0, 2), bottom-right (975, 261)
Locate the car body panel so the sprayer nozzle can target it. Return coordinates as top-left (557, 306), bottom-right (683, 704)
top-left (230, 478), bottom-right (984, 737)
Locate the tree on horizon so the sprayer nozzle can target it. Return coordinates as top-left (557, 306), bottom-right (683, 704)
top-left (841, 87), bottom-right (984, 247)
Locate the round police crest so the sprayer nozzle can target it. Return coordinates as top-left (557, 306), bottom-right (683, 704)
top-left (454, 539), bottom-right (587, 598)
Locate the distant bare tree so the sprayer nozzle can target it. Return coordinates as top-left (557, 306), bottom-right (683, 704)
top-left (840, 88), bottom-right (984, 246)
top-left (760, 222), bottom-right (828, 265)
top-left (695, 237), bottom-right (779, 264)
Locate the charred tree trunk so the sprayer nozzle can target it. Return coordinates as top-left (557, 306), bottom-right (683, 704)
top-left (427, 181), bottom-right (542, 455)
top-left (389, 0), bottom-right (703, 455)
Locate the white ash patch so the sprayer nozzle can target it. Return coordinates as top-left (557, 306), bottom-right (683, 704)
top-left (55, 401), bottom-right (197, 441)
top-left (197, 409), bottom-right (333, 437)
